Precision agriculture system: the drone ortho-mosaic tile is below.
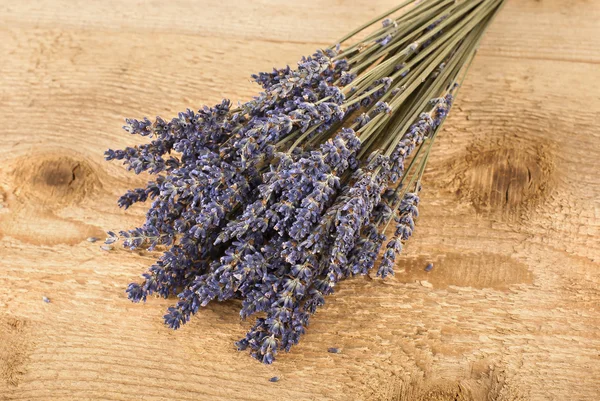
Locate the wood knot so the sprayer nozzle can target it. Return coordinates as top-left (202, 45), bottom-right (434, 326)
top-left (0, 154), bottom-right (104, 245)
top-left (450, 142), bottom-right (554, 217)
top-left (13, 154), bottom-right (101, 207)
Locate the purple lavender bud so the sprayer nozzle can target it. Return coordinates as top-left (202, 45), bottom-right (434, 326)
top-left (164, 306), bottom-right (186, 330)
top-left (354, 113), bottom-right (371, 128)
top-left (377, 249), bottom-right (396, 278)
top-left (373, 101), bottom-right (392, 115)
top-left (123, 117), bottom-right (152, 136)
top-left (426, 16), bottom-right (447, 32)
top-left (377, 34), bottom-right (393, 47)
top-left (339, 71), bottom-right (356, 86)
top-left (382, 18), bottom-right (397, 28)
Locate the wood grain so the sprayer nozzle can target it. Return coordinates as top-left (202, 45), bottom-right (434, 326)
top-left (1, 1), bottom-right (599, 400)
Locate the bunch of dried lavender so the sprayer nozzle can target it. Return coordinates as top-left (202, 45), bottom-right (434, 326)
top-left (106, 0), bottom-right (505, 363)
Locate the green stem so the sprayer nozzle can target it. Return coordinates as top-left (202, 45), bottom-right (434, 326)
top-left (329, 0), bottom-right (416, 50)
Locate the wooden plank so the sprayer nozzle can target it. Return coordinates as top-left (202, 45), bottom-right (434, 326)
top-left (1, 0), bottom-right (599, 400)
top-left (2, 0), bottom-right (599, 63)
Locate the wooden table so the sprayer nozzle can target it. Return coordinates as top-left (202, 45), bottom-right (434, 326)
top-left (1, 1), bottom-right (599, 400)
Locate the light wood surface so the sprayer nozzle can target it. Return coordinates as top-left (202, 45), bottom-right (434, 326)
top-left (1, 1), bottom-right (599, 400)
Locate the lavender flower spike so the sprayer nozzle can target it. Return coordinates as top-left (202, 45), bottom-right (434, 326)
top-left (378, 191), bottom-right (420, 278)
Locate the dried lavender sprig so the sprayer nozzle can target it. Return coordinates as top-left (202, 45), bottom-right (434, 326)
top-left (378, 191), bottom-right (419, 278)
top-left (373, 23), bottom-right (485, 278)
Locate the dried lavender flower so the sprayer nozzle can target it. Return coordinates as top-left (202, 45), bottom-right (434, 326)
top-left (105, 0), bottom-right (505, 364)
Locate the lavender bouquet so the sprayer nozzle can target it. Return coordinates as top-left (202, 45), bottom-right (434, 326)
top-left (106, 0), bottom-right (505, 363)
